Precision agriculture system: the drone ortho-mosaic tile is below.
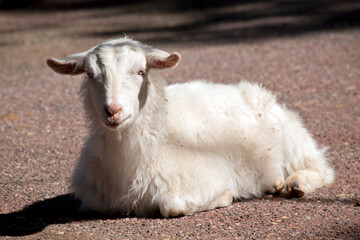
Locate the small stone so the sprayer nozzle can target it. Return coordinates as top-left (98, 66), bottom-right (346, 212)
top-left (1, 114), bottom-right (19, 121)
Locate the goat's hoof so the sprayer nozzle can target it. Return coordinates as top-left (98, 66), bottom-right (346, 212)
top-left (159, 203), bottom-right (185, 218)
top-left (160, 208), bottom-right (185, 218)
top-left (159, 197), bottom-right (188, 218)
top-left (216, 189), bottom-right (233, 208)
top-left (273, 178), bottom-right (284, 194)
top-left (226, 189), bottom-right (233, 203)
top-left (286, 176), bottom-right (305, 198)
top-left (219, 189), bottom-right (233, 207)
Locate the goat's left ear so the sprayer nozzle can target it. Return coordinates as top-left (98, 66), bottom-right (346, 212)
top-left (146, 50), bottom-right (181, 69)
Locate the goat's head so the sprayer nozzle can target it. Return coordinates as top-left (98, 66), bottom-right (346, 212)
top-left (46, 38), bottom-right (180, 131)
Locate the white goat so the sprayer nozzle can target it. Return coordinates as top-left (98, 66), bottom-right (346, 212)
top-left (47, 38), bottom-right (334, 217)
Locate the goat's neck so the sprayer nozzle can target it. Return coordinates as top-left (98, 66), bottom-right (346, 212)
top-left (81, 72), bottom-right (167, 202)
top-left (121, 71), bottom-right (167, 151)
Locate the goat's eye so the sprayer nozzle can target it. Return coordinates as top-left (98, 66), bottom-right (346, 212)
top-left (138, 70), bottom-right (145, 76)
top-left (86, 72), bottom-right (94, 78)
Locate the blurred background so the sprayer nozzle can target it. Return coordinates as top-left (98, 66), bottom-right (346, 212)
top-left (1, 0), bottom-right (359, 45)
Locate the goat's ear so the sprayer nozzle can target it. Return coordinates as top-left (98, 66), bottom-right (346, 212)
top-left (46, 52), bottom-right (87, 75)
top-left (146, 50), bottom-right (181, 69)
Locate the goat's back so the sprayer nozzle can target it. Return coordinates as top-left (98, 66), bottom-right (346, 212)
top-left (165, 80), bottom-right (281, 151)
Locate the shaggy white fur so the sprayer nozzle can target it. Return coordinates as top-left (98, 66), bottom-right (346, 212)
top-left (47, 38), bottom-right (334, 217)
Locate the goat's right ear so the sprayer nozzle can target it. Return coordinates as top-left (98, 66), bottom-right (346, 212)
top-left (46, 52), bottom-right (87, 75)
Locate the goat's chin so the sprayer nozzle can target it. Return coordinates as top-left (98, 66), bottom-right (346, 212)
top-left (100, 116), bottom-right (131, 131)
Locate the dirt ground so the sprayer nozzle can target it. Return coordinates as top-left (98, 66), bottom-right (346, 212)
top-left (0, 1), bottom-right (359, 239)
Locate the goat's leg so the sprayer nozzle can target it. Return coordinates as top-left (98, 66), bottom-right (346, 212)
top-left (266, 177), bottom-right (285, 195)
top-left (283, 142), bottom-right (334, 198)
top-left (159, 189), bottom-right (233, 218)
top-left (260, 162), bottom-right (285, 195)
top-left (206, 189), bottom-right (233, 210)
top-left (159, 195), bottom-right (188, 218)
top-left (285, 167), bottom-right (333, 198)
top-left (285, 172), bottom-right (306, 197)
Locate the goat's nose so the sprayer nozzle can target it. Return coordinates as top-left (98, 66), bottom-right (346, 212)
top-left (104, 104), bottom-right (123, 117)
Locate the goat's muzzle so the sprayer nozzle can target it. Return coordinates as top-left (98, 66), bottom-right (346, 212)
top-left (102, 104), bottom-right (130, 129)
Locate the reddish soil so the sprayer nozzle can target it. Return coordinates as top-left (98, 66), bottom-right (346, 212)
top-left (0, 1), bottom-right (359, 239)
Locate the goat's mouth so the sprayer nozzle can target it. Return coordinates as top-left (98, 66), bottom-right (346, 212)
top-left (103, 115), bottom-right (131, 129)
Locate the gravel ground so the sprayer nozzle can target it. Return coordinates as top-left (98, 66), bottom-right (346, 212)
top-left (0, 1), bottom-right (359, 239)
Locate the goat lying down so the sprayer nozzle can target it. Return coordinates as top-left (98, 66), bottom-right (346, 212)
top-left (47, 38), bottom-right (334, 217)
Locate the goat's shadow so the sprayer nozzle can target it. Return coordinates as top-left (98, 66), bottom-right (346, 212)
top-left (0, 194), bottom-right (134, 237)
top-left (1, 192), bottom-right (357, 236)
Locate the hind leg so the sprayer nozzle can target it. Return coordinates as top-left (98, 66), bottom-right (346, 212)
top-left (285, 172), bottom-right (306, 197)
top-left (261, 162), bottom-right (285, 195)
top-left (267, 177), bottom-right (285, 195)
top-left (285, 167), bottom-right (334, 198)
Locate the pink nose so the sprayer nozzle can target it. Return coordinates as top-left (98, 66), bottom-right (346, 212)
top-left (104, 104), bottom-right (122, 118)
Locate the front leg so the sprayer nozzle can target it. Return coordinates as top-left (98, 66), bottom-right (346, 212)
top-left (159, 195), bottom-right (189, 218)
top-left (159, 189), bottom-right (233, 218)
